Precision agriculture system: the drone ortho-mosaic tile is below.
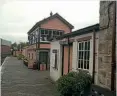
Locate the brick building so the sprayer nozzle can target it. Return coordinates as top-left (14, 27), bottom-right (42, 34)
top-left (26, 13), bottom-right (74, 69)
top-left (0, 38), bottom-right (11, 64)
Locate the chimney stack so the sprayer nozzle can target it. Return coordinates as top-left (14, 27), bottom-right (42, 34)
top-left (50, 11), bottom-right (53, 16)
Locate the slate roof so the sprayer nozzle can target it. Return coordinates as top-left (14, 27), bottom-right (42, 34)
top-left (27, 13), bottom-right (74, 34)
top-left (55, 23), bottom-right (99, 40)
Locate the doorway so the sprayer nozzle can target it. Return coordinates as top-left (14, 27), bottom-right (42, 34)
top-left (39, 51), bottom-right (49, 70)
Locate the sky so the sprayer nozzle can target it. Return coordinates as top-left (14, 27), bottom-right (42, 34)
top-left (0, 0), bottom-right (99, 43)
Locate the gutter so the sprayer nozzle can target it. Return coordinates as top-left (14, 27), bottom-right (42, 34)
top-left (111, 1), bottom-right (116, 91)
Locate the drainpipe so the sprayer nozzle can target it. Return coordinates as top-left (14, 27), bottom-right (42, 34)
top-left (38, 28), bottom-right (40, 70)
top-left (68, 37), bottom-right (70, 73)
top-left (111, 1), bottom-right (116, 91)
top-left (92, 29), bottom-right (96, 84)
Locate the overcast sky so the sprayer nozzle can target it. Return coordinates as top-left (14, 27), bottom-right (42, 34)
top-left (0, 0), bottom-right (99, 43)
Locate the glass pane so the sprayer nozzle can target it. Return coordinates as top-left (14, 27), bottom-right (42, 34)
top-left (53, 31), bottom-right (56, 35)
top-left (87, 51), bottom-right (90, 60)
top-left (81, 42), bottom-right (84, 50)
top-left (78, 60), bottom-right (81, 68)
top-left (85, 42), bottom-right (87, 50)
top-left (49, 31), bottom-right (51, 37)
top-left (87, 61), bottom-right (89, 69)
top-left (81, 60), bottom-right (83, 68)
top-left (84, 60), bottom-right (87, 69)
top-left (41, 29), bottom-right (44, 34)
top-left (41, 35), bottom-right (45, 41)
top-left (88, 41), bottom-right (90, 50)
top-left (79, 51), bottom-right (81, 59)
top-left (79, 43), bottom-right (81, 50)
top-left (45, 30), bottom-right (48, 35)
top-left (57, 31), bottom-right (59, 35)
top-left (60, 32), bottom-right (62, 36)
top-left (81, 51), bottom-right (83, 59)
top-left (84, 51), bottom-right (87, 60)
top-left (47, 35), bottom-right (50, 40)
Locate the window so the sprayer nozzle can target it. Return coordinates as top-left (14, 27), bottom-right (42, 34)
top-left (28, 53), bottom-right (30, 59)
top-left (77, 41), bottom-right (90, 70)
top-left (55, 53), bottom-right (57, 69)
top-left (32, 53), bottom-right (33, 59)
top-left (39, 29), bottom-right (64, 42)
top-left (52, 49), bottom-right (58, 69)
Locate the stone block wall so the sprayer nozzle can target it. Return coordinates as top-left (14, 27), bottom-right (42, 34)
top-left (98, 1), bottom-right (115, 89)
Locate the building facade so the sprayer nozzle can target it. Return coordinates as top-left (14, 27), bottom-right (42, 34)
top-left (50, 24), bottom-right (99, 83)
top-left (27, 13), bottom-right (74, 69)
top-left (0, 38), bottom-right (11, 64)
top-left (98, 1), bottom-right (116, 91)
top-left (50, 1), bottom-right (116, 94)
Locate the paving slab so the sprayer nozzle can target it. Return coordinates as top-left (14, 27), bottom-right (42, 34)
top-left (1, 57), bottom-right (59, 96)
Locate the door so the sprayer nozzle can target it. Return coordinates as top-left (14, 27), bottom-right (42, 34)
top-left (39, 51), bottom-right (49, 70)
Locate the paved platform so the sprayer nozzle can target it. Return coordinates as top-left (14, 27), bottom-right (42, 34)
top-left (1, 57), bottom-right (59, 96)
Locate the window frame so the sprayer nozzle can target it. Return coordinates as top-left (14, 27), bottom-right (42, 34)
top-left (77, 40), bottom-right (90, 70)
top-left (52, 49), bottom-right (58, 70)
top-left (39, 28), bottom-right (64, 42)
top-left (29, 53), bottom-right (30, 59)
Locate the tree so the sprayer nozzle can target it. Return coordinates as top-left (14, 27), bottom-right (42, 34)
top-left (11, 42), bottom-right (18, 50)
top-left (11, 42), bottom-right (28, 51)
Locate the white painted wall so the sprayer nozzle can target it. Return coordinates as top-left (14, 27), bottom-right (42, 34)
top-left (50, 40), bottom-right (62, 81)
top-left (0, 39), bottom-right (1, 65)
top-left (50, 31), bottom-right (99, 83)
top-left (72, 33), bottom-right (94, 75)
top-left (72, 32), bottom-right (99, 84)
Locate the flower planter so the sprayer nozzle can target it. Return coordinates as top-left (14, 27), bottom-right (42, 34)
top-left (40, 64), bottom-right (46, 71)
top-left (33, 62), bottom-right (37, 70)
top-left (23, 60), bottom-right (28, 67)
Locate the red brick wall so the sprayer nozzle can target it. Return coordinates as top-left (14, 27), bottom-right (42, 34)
top-left (40, 18), bottom-right (71, 33)
top-left (1, 45), bottom-right (11, 54)
top-left (40, 44), bottom-right (51, 49)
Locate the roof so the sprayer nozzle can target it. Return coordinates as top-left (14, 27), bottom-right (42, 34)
top-left (27, 13), bottom-right (74, 34)
top-left (51, 23), bottom-right (99, 40)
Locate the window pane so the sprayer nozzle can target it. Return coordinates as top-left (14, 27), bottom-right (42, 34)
top-left (48, 31), bottom-right (51, 37)
top-left (87, 61), bottom-right (89, 69)
top-left (88, 41), bottom-right (90, 50)
top-left (81, 60), bottom-right (83, 68)
top-left (84, 60), bottom-right (87, 69)
top-left (41, 35), bottom-right (45, 41)
top-left (60, 32), bottom-right (62, 36)
top-left (85, 42), bottom-right (87, 50)
top-left (45, 30), bottom-right (48, 35)
top-left (79, 51), bottom-right (81, 59)
top-left (81, 42), bottom-right (84, 50)
top-left (57, 31), bottom-right (59, 35)
top-left (78, 60), bottom-right (81, 68)
top-left (79, 43), bottom-right (81, 50)
top-left (84, 51), bottom-right (87, 60)
top-left (53, 31), bottom-right (56, 35)
top-left (47, 35), bottom-right (50, 40)
top-left (41, 29), bottom-right (44, 34)
top-left (87, 51), bottom-right (90, 60)
top-left (81, 51), bottom-right (83, 59)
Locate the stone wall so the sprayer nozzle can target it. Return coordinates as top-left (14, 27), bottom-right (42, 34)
top-left (98, 1), bottom-right (115, 89)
